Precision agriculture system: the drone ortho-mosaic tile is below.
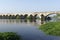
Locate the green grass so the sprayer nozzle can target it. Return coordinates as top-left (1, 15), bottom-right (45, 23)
top-left (57, 14), bottom-right (60, 16)
top-left (39, 22), bottom-right (60, 36)
top-left (0, 32), bottom-right (21, 40)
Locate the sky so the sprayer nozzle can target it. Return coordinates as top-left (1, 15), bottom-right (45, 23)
top-left (0, 0), bottom-right (60, 13)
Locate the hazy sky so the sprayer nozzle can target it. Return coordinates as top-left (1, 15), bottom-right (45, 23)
top-left (0, 0), bottom-right (60, 13)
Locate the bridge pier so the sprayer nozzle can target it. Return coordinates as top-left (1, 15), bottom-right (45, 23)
top-left (41, 14), bottom-right (45, 24)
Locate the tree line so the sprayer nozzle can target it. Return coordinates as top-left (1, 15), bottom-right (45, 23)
top-left (0, 14), bottom-right (38, 19)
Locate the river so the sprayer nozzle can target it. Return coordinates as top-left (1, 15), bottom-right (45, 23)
top-left (0, 19), bottom-right (60, 40)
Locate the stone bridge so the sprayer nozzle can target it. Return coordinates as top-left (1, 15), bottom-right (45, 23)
top-left (32, 12), bottom-right (58, 18)
top-left (0, 12), bottom-right (59, 18)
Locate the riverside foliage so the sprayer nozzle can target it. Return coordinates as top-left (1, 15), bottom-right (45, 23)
top-left (0, 32), bottom-right (21, 40)
top-left (40, 22), bottom-right (60, 36)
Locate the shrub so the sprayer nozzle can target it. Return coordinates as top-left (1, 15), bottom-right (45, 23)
top-left (0, 32), bottom-right (21, 40)
top-left (40, 22), bottom-right (60, 36)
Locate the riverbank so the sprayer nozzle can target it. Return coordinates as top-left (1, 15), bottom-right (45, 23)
top-left (39, 22), bottom-right (60, 36)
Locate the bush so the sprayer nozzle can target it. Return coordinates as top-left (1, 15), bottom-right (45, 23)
top-left (0, 32), bottom-right (21, 40)
top-left (40, 22), bottom-right (60, 36)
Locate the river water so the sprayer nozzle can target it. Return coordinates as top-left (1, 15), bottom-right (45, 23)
top-left (0, 19), bottom-right (60, 40)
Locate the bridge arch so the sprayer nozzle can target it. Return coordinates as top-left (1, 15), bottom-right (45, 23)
top-left (46, 13), bottom-right (57, 17)
top-left (44, 13), bottom-right (57, 21)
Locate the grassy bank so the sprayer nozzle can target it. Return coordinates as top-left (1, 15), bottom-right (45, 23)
top-left (40, 22), bottom-right (60, 36)
top-left (0, 32), bottom-right (21, 40)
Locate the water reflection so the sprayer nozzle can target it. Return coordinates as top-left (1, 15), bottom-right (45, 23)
top-left (0, 18), bottom-right (56, 25)
top-left (0, 19), bottom-right (38, 24)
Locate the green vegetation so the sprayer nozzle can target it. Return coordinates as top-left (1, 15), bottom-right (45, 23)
top-left (57, 14), bottom-right (60, 17)
top-left (56, 14), bottom-right (60, 17)
top-left (40, 22), bottom-right (60, 36)
top-left (0, 32), bottom-right (21, 40)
